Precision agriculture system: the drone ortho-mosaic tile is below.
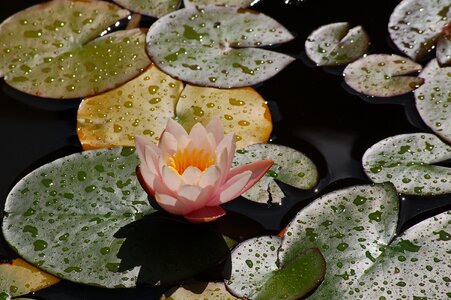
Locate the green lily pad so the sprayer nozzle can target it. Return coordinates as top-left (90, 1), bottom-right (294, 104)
top-left (146, 6), bottom-right (295, 88)
top-left (305, 22), bottom-right (370, 66)
top-left (161, 282), bottom-right (239, 299)
top-left (0, 258), bottom-right (60, 298)
top-left (343, 54), bottom-right (424, 97)
top-left (388, 0), bottom-right (450, 62)
top-left (232, 144), bottom-right (318, 204)
top-left (2, 147), bottom-right (155, 288)
top-left (226, 236), bottom-right (326, 300)
top-left (183, 0), bottom-right (258, 8)
top-left (0, 0), bottom-right (151, 99)
top-left (278, 183), bottom-right (399, 299)
top-left (362, 133), bottom-right (451, 195)
top-left (349, 210), bottom-right (451, 299)
top-left (112, 0), bottom-right (181, 18)
top-left (415, 59), bottom-right (451, 143)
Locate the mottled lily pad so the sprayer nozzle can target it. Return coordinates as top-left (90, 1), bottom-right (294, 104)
top-left (362, 133), bottom-right (451, 195)
top-left (162, 282), bottom-right (238, 300)
top-left (0, 258), bottom-right (60, 298)
top-left (0, 0), bottom-right (151, 99)
top-left (305, 22), bottom-right (370, 66)
top-left (112, 0), bottom-right (181, 18)
top-left (414, 59), bottom-right (451, 143)
top-left (232, 144), bottom-right (318, 204)
top-left (2, 147), bottom-right (155, 287)
top-left (176, 86), bottom-right (272, 149)
top-left (183, 0), bottom-right (258, 8)
top-left (77, 64), bottom-right (184, 150)
top-left (226, 236), bottom-right (326, 300)
top-left (278, 183), bottom-right (399, 299)
top-left (146, 6), bottom-right (294, 88)
top-left (348, 210), bottom-right (451, 299)
top-left (388, 0), bottom-right (450, 63)
top-left (343, 54), bottom-right (424, 97)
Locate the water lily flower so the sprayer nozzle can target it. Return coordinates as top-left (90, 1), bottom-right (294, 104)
top-left (135, 118), bottom-right (273, 223)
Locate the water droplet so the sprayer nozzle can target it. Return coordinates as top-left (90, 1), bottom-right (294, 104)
top-left (33, 240), bottom-right (48, 251)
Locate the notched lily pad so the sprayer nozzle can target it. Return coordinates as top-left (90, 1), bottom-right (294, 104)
top-left (161, 282), bottom-right (238, 299)
top-left (183, 0), bottom-right (258, 8)
top-left (2, 147), bottom-right (155, 288)
top-left (414, 59), bottom-right (451, 143)
top-left (232, 144), bottom-right (318, 204)
top-left (226, 236), bottom-right (326, 300)
top-left (388, 0), bottom-right (451, 63)
top-left (77, 64), bottom-right (184, 150)
top-left (350, 210), bottom-right (451, 299)
top-left (146, 6), bottom-right (295, 88)
top-left (112, 0), bottom-right (181, 18)
top-left (176, 86), bottom-right (272, 149)
top-left (362, 133), bottom-right (451, 195)
top-left (343, 54), bottom-right (424, 97)
top-left (278, 183), bottom-right (399, 299)
top-left (305, 22), bottom-right (370, 66)
top-left (0, 0), bottom-right (151, 99)
top-left (0, 258), bottom-right (60, 298)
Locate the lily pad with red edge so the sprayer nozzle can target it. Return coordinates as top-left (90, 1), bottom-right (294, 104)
top-left (176, 85), bottom-right (272, 149)
top-left (414, 59), bottom-right (451, 143)
top-left (278, 183), bottom-right (399, 299)
top-left (232, 144), bottom-right (318, 204)
top-left (362, 133), bottom-right (451, 195)
top-left (0, 258), bottom-right (60, 298)
top-left (183, 0), bottom-right (258, 8)
top-left (305, 22), bottom-right (370, 66)
top-left (161, 282), bottom-right (238, 299)
top-left (343, 54), bottom-right (424, 97)
top-left (146, 6), bottom-right (295, 88)
top-left (347, 210), bottom-right (451, 299)
top-left (225, 235), bottom-right (326, 300)
top-left (388, 0), bottom-right (450, 64)
top-left (77, 64), bottom-right (184, 150)
top-left (0, 0), bottom-right (152, 99)
top-left (112, 0), bottom-right (181, 18)
top-left (2, 147), bottom-right (155, 288)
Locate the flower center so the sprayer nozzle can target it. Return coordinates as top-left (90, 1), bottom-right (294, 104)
top-left (168, 148), bottom-right (215, 175)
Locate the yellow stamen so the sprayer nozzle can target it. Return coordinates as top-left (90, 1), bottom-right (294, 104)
top-left (168, 148), bottom-right (215, 175)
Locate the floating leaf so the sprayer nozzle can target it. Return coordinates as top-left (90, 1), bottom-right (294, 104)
top-left (146, 6), bottom-right (294, 88)
top-left (112, 0), bottom-right (181, 18)
top-left (414, 59), bottom-right (451, 143)
top-left (226, 236), bottom-right (326, 300)
top-left (2, 147), bottom-right (155, 288)
top-left (363, 133), bottom-right (451, 195)
top-left (77, 64), bottom-right (184, 150)
top-left (278, 183), bottom-right (399, 299)
top-left (0, 0), bottom-right (151, 99)
top-left (161, 282), bottom-right (238, 299)
top-left (183, 0), bottom-right (258, 8)
top-left (305, 22), bottom-right (370, 66)
top-left (388, 0), bottom-right (450, 62)
top-left (350, 210), bottom-right (451, 299)
top-left (176, 86), bottom-right (272, 149)
top-left (343, 54), bottom-right (424, 97)
top-left (232, 144), bottom-right (318, 204)
top-left (0, 258), bottom-right (60, 298)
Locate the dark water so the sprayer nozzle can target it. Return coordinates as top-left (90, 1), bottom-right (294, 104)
top-left (0, 0), bottom-right (449, 299)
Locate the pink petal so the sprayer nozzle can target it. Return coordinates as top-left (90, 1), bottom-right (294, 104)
top-left (135, 135), bottom-right (148, 163)
top-left (165, 119), bottom-right (188, 140)
top-left (215, 133), bottom-right (236, 172)
top-left (208, 171), bottom-right (252, 206)
top-left (136, 166), bottom-right (155, 196)
top-left (184, 206), bottom-right (226, 223)
top-left (181, 166), bottom-right (203, 185)
top-left (144, 144), bottom-right (161, 175)
top-left (177, 185), bottom-right (203, 202)
top-left (188, 122), bottom-right (210, 150)
top-left (177, 185), bottom-right (214, 212)
top-left (215, 147), bottom-right (231, 187)
top-left (158, 131), bottom-right (178, 155)
top-left (155, 193), bottom-right (188, 215)
top-left (228, 159), bottom-right (274, 195)
top-left (199, 166), bottom-right (221, 189)
top-left (206, 117), bottom-right (224, 144)
top-left (161, 165), bottom-right (183, 191)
